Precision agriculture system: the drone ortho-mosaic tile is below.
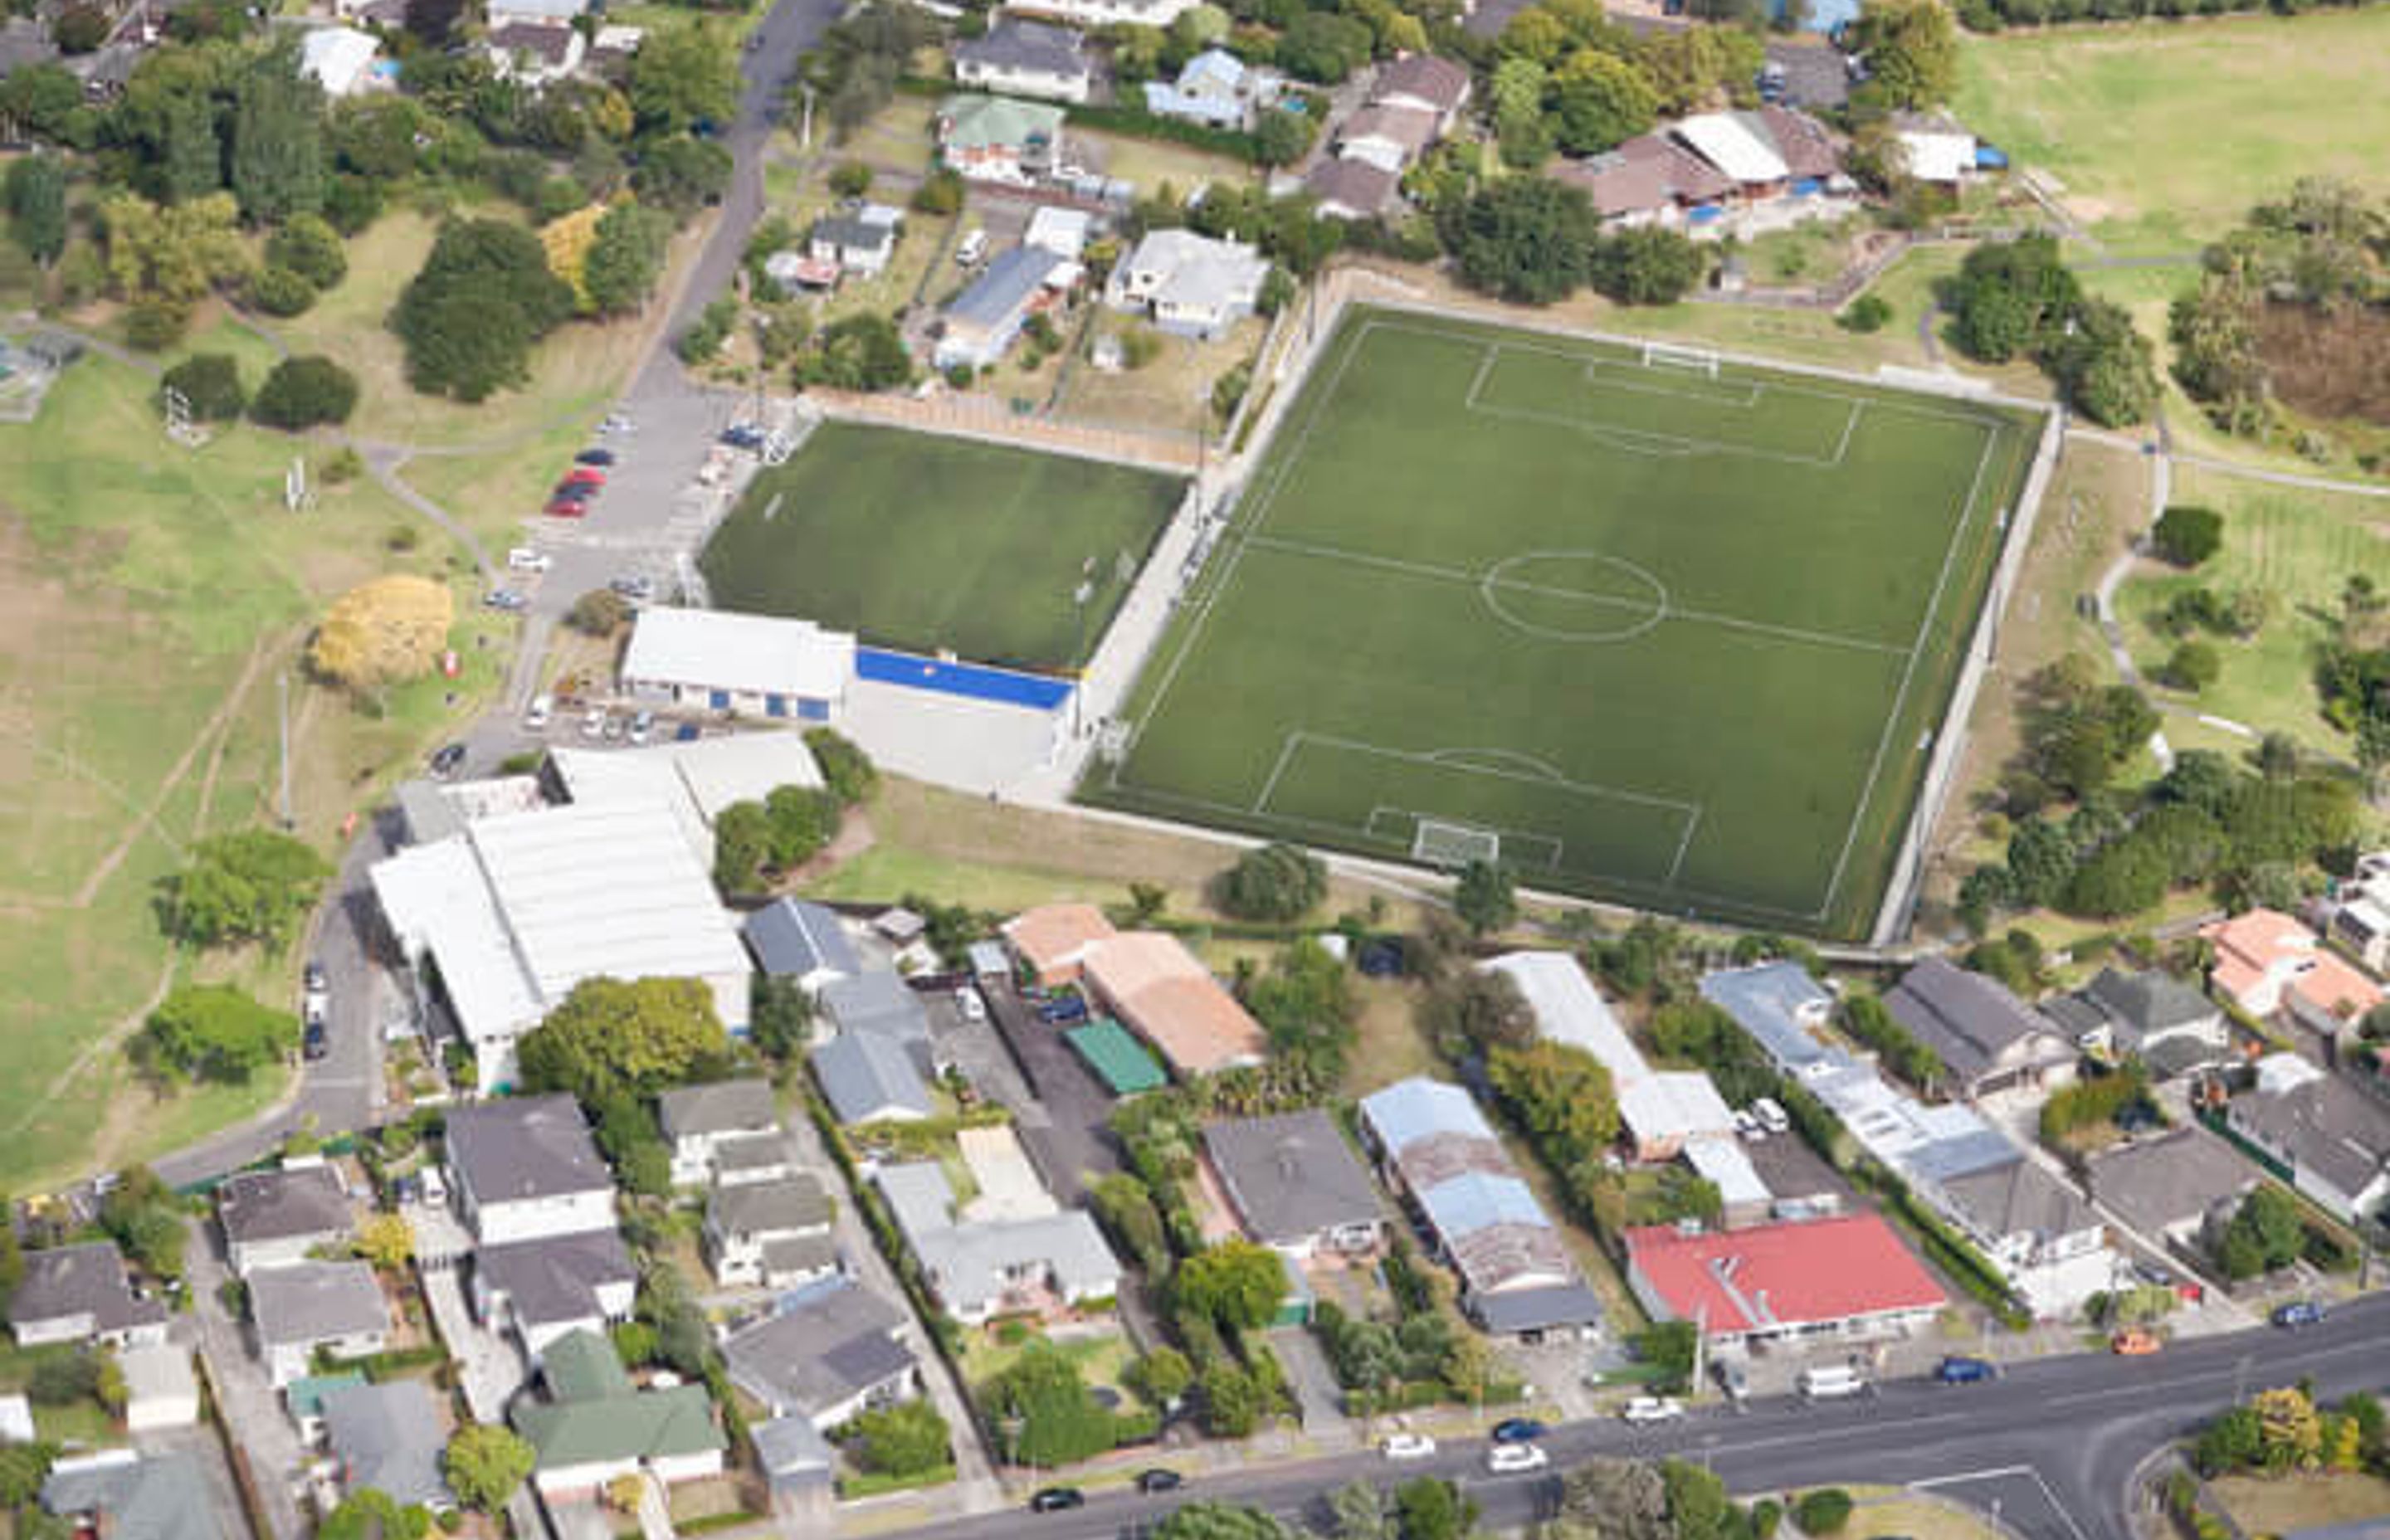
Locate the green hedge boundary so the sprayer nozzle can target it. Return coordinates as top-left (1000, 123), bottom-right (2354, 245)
top-left (836, 1465), bottom-right (958, 1499)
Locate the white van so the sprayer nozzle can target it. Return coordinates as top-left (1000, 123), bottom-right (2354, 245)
top-left (956, 227), bottom-right (988, 266)
top-left (1797, 1365), bottom-right (1867, 1400)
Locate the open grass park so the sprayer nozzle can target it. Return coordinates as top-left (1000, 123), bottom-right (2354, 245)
top-left (1956, 9), bottom-right (2390, 254)
top-left (1089, 308), bottom-right (2041, 938)
top-left (700, 422), bottom-right (1186, 674)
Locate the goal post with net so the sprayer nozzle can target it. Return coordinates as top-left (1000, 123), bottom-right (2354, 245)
top-left (1641, 341), bottom-right (1722, 378)
top-left (1412, 819), bottom-right (1501, 870)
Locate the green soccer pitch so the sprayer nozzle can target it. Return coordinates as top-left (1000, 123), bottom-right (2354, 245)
top-left (700, 422), bottom-right (1187, 674)
top-left (1085, 309), bottom-right (2044, 938)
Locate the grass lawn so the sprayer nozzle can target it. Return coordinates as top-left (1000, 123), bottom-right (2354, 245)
top-left (0, 345), bottom-right (498, 1187)
top-left (2114, 466), bottom-right (2390, 753)
top-left (2210, 1473), bottom-right (2390, 1536)
top-left (1090, 306), bottom-right (2040, 938)
top-left (700, 421), bottom-right (1186, 672)
top-left (1057, 313), bottom-right (1261, 439)
top-left (959, 1323), bottom-right (1134, 1392)
top-left (1837, 1495), bottom-right (2007, 1540)
top-left (1955, 11), bottom-right (2390, 254)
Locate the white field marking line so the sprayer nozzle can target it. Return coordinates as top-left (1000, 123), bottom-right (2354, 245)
top-left (1815, 417), bottom-right (2007, 923)
top-left (1583, 360), bottom-right (1765, 410)
top-left (1468, 342), bottom-right (1503, 407)
top-left (1664, 805), bottom-right (1705, 889)
top-left (1466, 395), bottom-right (1859, 470)
top-left (1252, 733), bottom-right (1305, 814)
top-left (1371, 318), bottom-right (2017, 434)
top-left (1245, 533), bottom-right (1914, 657)
top-left (1280, 729), bottom-right (1704, 816)
top-left (1832, 398), bottom-right (1866, 464)
top-left (1425, 744), bottom-right (1569, 782)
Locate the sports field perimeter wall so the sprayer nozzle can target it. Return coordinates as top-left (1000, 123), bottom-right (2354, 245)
top-left (1869, 401), bottom-right (2069, 947)
top-left (856, 647), bottom-right (1076, 711)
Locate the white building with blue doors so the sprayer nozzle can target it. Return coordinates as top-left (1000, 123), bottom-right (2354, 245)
top-left (622, 607), bottom-right (856, 722)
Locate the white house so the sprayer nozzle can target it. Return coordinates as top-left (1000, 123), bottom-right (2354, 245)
top-left (1107, 230), bottom-right (1269, 339)
top-left (721, 1285), bottom-right (918, 1429)
top-left (298, 27), bottom-right (379, 99)
top-left (657, 1079), bottom-right (780, 1189)
top-left (473, 1231), bottom-right (639, 1360)
top-left (704, 1176), bottom-right (837, 1290)
top-left (952, 17), bottom-right (1092, 104)
top-left (1001, 0), bottom-right (1195, 27)
top-left (486, 0), bottom-right (587, 27)
top-left (620, 607), bottom-right (856, 722)
top-left (446, 1097), bottom-right (618, 1246)
top-left (485, 22), bottom-right (585, 85)
top-left (875, 1162), bottom-right (1122, 1324)
top-left (1141, 48), bottom-right (1278, 129)
top-left (1890, 111), bottom-right (1978, 184)
top-left (217, 1163), bottom-right (354, 1279)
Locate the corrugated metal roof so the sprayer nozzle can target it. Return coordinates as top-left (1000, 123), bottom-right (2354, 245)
top-left (621, 607), bottom-right (856, 703)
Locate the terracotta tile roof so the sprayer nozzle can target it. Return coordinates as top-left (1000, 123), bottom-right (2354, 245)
top-left (1626, 1214), bottom-right (1946, 1337)
top-left (1756, 105), bottom-right (1840, 181)
top-left (1551, 133), bottom-right (1732, 218)
top-left (1082, 931), bottom-right (1266, 1076)
top-left (1002, 903), bottom-right (1117, 979)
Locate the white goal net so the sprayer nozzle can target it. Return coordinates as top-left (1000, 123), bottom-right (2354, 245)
top-left (1641, 342), bottom-right (1722, 378)
top-left (1412, 819), bottom-right (1501, 869)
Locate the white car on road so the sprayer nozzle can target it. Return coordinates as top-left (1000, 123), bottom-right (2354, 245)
top-left (1382, 1433), bottom-right (1436, 1462)
top-left (506, 546), bottom-right (552, 573)
top-left (1622, 1396), bottom-right (1685, 1425)
top-left (1487, 1444), bottom-right (1548, 1474)
top-left (524, 694), bottom-right (553, 730)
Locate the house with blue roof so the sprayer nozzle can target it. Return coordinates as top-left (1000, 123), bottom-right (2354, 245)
top-left (934, 244), bottom-right (1072, 371)
top-left (1142, 48), bottom-right (1279, 129)
top-left (1699, 961), bottom-right (1840, 1079)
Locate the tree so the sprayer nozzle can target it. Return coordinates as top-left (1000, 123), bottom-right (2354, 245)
top-left (144, 984), bottom-right (299, 1081)
top-left (1254, 109), bottom-right (1310, 168)
top-left (230, 51), bottom-right (327, 222)
top-left (2166, 640), bottom-right (2221, 693)
top-left (1793, 1489), bottom-right (1854, 1534)
top-left (445, 1425), bottom-right (535, 1512)
top-left (1490, 1036), bottom-right (1621, 1152)
top-left (1129, 1347), bottom-right (1193, 1406)
top-left (1091, 1173), bottom-right (1171, 1277)
top-left (1421, 967), bottom-right (1536, 1058)
top-left (393, 218), bottom-right (575, 402)
top-left (912, 168), bottom-right (964, 216)
top-left (1199, 1361), bottom-right (1261, 1437)
top-left (247, 266), bottom-right (318, 318)
top-left (583, 203), bottom-right (673, 317)
top-left (2215, 1183), bottom-right (2302, 1279)
top-left (406, 0), bottom-right (466, 46)
top-left (266, 214), bottom-right (348, 290)
top-left (1153, 1504), bottom-right (1292, 1540)
top-left (158, 830), bottom-right (332, 949)
top-left (0, 1444), bottom-right (56, 1508)
top-left (100, 1167), bottom-right (185, 1279)
top-left (1450, 175), bottom-right (1597, 305)
top-left (828, 161), bottom-right (875, 199)
top-left (1663, 1460), bottom-right (1740, 1540)
top-left (4, 154), bottom-right (68, 266)
top-left (1452, 859), bottom-right (1516, 936)
top-left (1244, 938), bottom-right (1357, 1086)
top-left (53, 4), bottom-right (109, 51)
top-left (793, 311), bottom-right (913, 391)
top-left (749, 974), bottom-right (812, 1059)
top-left (1548, 50), bottom-right (1660, 155)
top-left (627, 25), bottom-right (740, 133)
top-left (1951, 235), bottom-right (2080, 363)
top-left (1394, 1478), bottom-right (1476, 1540)
top-left (713, 800), bottom-right (773, 894)
top-left (1588, 227), bottom-right (1710, 305)
top-left (2196, 1405), bottom-right (2264, 1476)
top-left (1275, 11), bottom-right (1374, 82)
top-left (988, 1342), bottom-right (1124, 1466)
top-left (1329, 1481), bottom-right (1393, 1540)
top-left (308, 575), bottom-right (454, 696)
top-left (566, 588), bottom-right (632, 636)
top-left (763, 783), bottom-right (841, 870)
top-left (2152, 505), bottom-right (2224, 568)
top-left (846, 1401), bottom-right (950, 1476)
top-left (251, 355), bottom-right (358, 428)
top-left (353, 1212), bottom-right (414, 1270)
top-left (1212, 841), bottom-right (1328, 921)
top-left (517, 975), bottom-right (731, 1105)
top-left (1634, 1319), bottom-right (1698, 1389)
top-left (1174, 1238), bottom-right (1288, 1331)
top-left (161, 353), bottom-right (247, 421)
top-left (1846, 0), bottom-right (1957, 108)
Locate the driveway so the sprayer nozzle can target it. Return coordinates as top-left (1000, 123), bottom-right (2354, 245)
top-left (420, 1256), bottom-right (528, 1424)
top-left (183, 1221), bottom-right (307, 1540)
top-left (1265, 1326), bottom-right (1354, 1444)
top-left (979, 977), bottom-right (1123, 1206)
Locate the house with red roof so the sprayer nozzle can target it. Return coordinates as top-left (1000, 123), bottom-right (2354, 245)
top-left (1622, 1215), bottom-right (1945, 1348)
top-left (2200, 909), bottom-right (2383, 1042)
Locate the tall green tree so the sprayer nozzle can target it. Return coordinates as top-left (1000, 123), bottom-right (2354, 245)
top-left (161, 93), bottom-right (222, 203)
top-left (144, 984), bottom-right (300, 1082)
top-left (443, 1425), bottom-right (534, 1512)
top-left (230, 52), bottom-right (326, 222)
top-left (1452, 859), bottom-right (1517, 936)
top-left (1173, 1238), bottom-right (1288, 1331)
top-left (157, 829), bottom-right (332, 949)
top-left (1449, 175), bottom-right (1597, 305)
top-left (627, 25), bottom-right (739, 133)
top-left (1847, 0), bottom-right (1958, 109)
top-left (393, 217), bottom-right (575, 401)
top-left (517, 976), bottom-right (731, 1104)
top-left (582, 202), bottom-right (673, 316)
top-left (3, 154), bottom-right (68, 266)
top-left (1547, 49), bottom-right (1658, 155)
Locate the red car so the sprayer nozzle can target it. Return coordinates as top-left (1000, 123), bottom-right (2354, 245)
top-left (563, 466), bottom-right (607, 487)
top-left (544, 495), bottom-right (590, 518)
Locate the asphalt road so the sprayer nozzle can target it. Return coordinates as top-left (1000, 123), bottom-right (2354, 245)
top-left (896, 1294), bottom-right (2390, 1540)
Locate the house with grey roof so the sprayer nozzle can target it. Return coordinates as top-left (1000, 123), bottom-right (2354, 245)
top-left (1142, 47), bottom-right (1279, 129)
top-left (744, 898), bottom-right (861, 994)
top-left (2042, 967), bottom-right (2228, 1079)
top-left (474, 1229), bottom-right (638, 1359)
top-left (812, 1030), bottom-right (934, 1125)
top-left (954, 17), bottom-right (1093, 104)
top-left (2085, 1128), bottom-right (2256, 1249)
top-left (659, 1078), bottom-right (780, 1187)
top-left (321, 1380), bottom-right (454, 1511)
top-left (2228, 1072), bottom-right (2390, 1225)
top-left (1107, 230), bottom-right (1271, 339)
top-left (1303, 156), bottom-right (1400, 221)
top-left (1928, 1156), bottom-right (2109, 1287)
top-left (1369, 51), bottom-right (1471, 133)
top-left (705, 1175), bottom-right (838, 1289)
top-left (1885, 957), bottom-right (2077, 1099)
top-left (821, 972), bottom-right (937, 1070)
top-left (874, 1162), bottom-right (1123, 1324)
top-left (934, 243), bottom-right (1071, 371)
top-left (9, 1241), bottom-right (170, 1348)
top-left (1700, 962), bottom-right (1840, 1079)
top-left (754, 1416), bottom-right (836, 1508)
top-left (446, 1094), bottom-right (617, 1245)
top-left (808, 213), bottom-right (900, 278)
top-left (217, 1162), bottom-right (354, 1277)
top-left (1202, 1109), bottom-right (1384, 1260)
top-left (250, 1262), bottom-right (390, 1387)
top-left (722, 1284), bottom-right (919, 1428)
top-left (43, 1452), bottom-right (224, 1540)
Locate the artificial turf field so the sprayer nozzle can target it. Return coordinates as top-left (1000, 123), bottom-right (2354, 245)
top-left (700, 422), bottom-right (1186, 674)
top-left (1089, 309), bottom-right (2043, 938)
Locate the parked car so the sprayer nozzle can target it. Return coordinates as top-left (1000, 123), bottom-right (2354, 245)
top-left (1622, 1396), bottom-right (1684, 1425)
top-left (429, 743), bottom-right (466, 777)
top-left (303, 960), bottom-right (328, 995)
top-left (1028, 1488), bottom-right (1084, 1513)
top-left (2111, 1329), bottom-right (2163, 1356)
top-left (612, 575), bottom-right (654, 600)
top-left (1752, 1096), bottom-right (1790, 1134)
top-left (544, 496), bottom-right (590, 519)
top-left (506, 546), bottom-right (552, 573)
top-left (564, 466), bottom-right (607, 487)
top-left (629, 709), bottom-right (655, 746)
top-left (551, 482), bottom-right (597, 504)
top-left (1036, 995), bottom-right (1090, 1026)
top-left (525, 694), bottom-right (554, 730)
top-left (956, 227), bottom-right (988, 266)
top-left (602, 712), bottom-right (626, 742)
top-left (1935, 1356), bottom-right (1995, 1384)
top-left (574, 447), bottom-right (616, 466)
top-left (1733, 1108), bottom-right (1764, 1142)
top-left (1712, 1360), bottom-right (1748, 1403)
top-left (582, 706), bottom-right (607, 739)
top-left (303, 1020), bottom-right (329, 1060)
top-left (2272, 1301), bottom-right (2326, 1329)
top-left (1136, 1469), bottom-right (1183, 1494)
top-left (719, 424), bottom-right (766, 451)
top-left (484, 587), bottom-right (526, 611)
top-left (1488, 1444), bottom-right (1549, 1474)
top-left (674, 723), bottom-right (701, 743)
top-left (1798, 1365), bottom-right (1868, 1399)
top-left (1490, 1418), bottom-right (1548, 1444)
top-left (955, 987), bottom-right (987, 1022)
top-left (1381, 1433), bottom-right (1436, 1461)
top-left (599, 412), bottom-right (634, 435)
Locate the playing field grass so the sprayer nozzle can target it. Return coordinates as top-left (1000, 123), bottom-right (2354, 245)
top-left (1089, 309), bottom-right (2042, 938)
top-left (700, 422), bottom-right (1186, 674)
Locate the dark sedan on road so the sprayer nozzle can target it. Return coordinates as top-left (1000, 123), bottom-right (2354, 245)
top-left (1027, 1488), bottom-right (1084, 1513)
top-left (1136, 1469), bottom-right (1183, 1494)
top-left (1492, 1417), bottom-right (1549, 1444)
top-left (574, 448), bottom-right (616, 466)
top-left (430, 743), bottom-right (467, 778)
